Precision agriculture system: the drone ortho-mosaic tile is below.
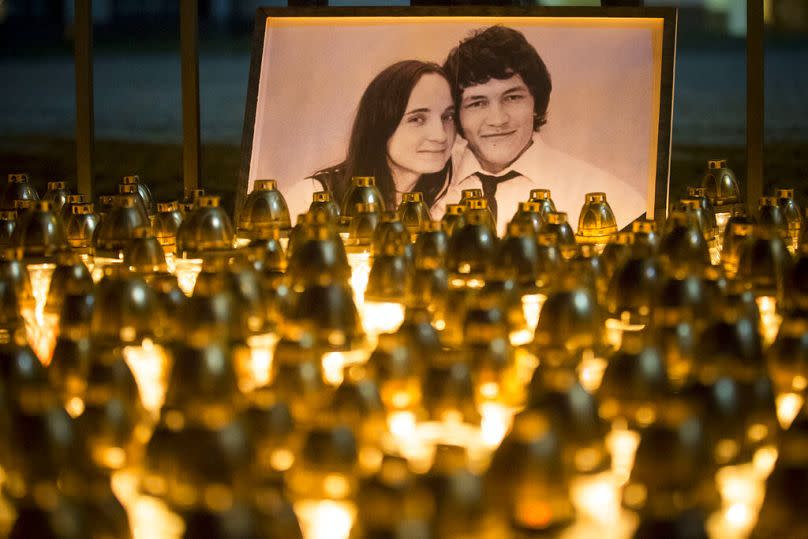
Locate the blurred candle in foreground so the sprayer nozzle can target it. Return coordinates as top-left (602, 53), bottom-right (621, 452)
top-left (122, 337), bottom-right (171, 416)
top-left (174, 257), bottom-right (203, 297)
top-left (347, 250), bottom-right (371, 306)
top-left (295, 500), bottom-right (356, 539)
top-left (606, 423), bottom-right (641, 487)
top-left (710, 463), bottom-right (766, 539)
top-left (756, 295), bottom-right (781, 347)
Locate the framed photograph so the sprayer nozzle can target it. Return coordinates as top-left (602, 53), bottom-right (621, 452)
top-left (237, 6), bottom-right (677, 234)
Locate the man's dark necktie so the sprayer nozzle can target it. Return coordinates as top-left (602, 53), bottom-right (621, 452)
top-left (476, 170), bottom-right (521, 222)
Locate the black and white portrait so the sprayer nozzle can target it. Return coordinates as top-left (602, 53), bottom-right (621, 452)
top-left (244, 12), bottom-right (673, 233)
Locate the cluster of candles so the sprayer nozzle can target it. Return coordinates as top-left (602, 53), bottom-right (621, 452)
top-left (0, 160), bottom-right (806, 538)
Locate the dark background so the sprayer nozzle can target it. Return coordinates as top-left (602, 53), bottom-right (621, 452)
top-left (0, 0), bottom-right (806, 213)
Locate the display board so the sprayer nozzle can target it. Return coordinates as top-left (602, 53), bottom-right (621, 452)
top-left (238, 7), bottom-right (677, 229)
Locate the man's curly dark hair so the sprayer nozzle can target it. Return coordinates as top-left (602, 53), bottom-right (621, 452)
top-left (443, 26), bottom-right (552, 134)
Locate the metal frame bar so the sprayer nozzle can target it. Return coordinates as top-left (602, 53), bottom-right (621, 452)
top-left (746, 0), bottom-right (764, 211)
top-left (181, 0), bottom-right (201, 194)
top-left (74, 0), bottom-right (94, 197)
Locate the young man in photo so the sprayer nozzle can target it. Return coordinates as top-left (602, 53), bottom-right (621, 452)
top-left (435, 25), bottom-right (646, 236)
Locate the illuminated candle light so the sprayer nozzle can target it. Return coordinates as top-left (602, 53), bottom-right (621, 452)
top-left (91, 256), bottom-right (123, 283)
top-left (346, 250), bottom-right (371, 306)
top-left (234, 237), bottom-right (251, 249)
top-left (288, 427), bottom-right (359, 539)
top-left (22, 309), bottom-right (58, 366)
top-left (568, 471), bottom-right (623, 525)
top-left (26, 262), bottom-right (55, 318)
top-left (756, 295), bottom-right (782, 347)
top-left (775, 392), bottom-right (804, 430)
top-left (509, 328), bottom-right (533, 347)
top-left (577, 350), bottom-right (608, 393)
top-left (360, 301), bottom-right (405, 342)
top-left (174, 195), bottom-right (234, 296)
top-left (321, 349), bottom-right (368, 387)
top-left (10, 200), bottom-right (67, 364)
top-left (243, 332), bottom-right (278, 390)
top-left (709, 244), bottom-right (722, 266)
top-left (294, 500), bottom-right (356, 539)
top-left (163, 251), bottom-right (176, 274)
top-left (606, 423), bottom-right (641, 487)
top-left (20, 262), bottom-right (58, 364)
top-left (479, 401), bottom-right (514, 448)
top-left (752, 445), bottom-right (779, 479)
top-left (122, 337), bottom-right (171, 417)
top-left (174, 257), bottom-right (203, 296)
top-left (603, 314), bottom-right (645, 351)
top-left (715, 210), bottom-right (732, 250)
top-left (709, 463), bottom-right (767, 538)
top-left (112, 470), bottom-right (185, 539)
top-left (384, 410), bottom-right (435, 473)
top-left (521, 293), bottom-right (545, 335)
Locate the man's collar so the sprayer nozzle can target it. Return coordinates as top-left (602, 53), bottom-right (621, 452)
top-left (454, 133), bottom-right (544, 185)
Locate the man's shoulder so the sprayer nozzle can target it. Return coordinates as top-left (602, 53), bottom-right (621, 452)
top-left (534, 141), bottom-right (617, 185)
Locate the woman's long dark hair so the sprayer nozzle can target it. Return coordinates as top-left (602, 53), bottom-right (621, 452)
top-left (316, 60), bottom-right (453, 211)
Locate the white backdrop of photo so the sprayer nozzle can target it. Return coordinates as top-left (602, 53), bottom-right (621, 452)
top-left (248, 17), bottom-right (665, 219)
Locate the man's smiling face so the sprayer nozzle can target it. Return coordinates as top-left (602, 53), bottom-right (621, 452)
top-left (459, 74), bottom-right (536, 174)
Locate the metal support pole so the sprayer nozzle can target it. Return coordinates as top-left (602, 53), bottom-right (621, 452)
top-left (600, 1), bottom-right (644, 6)
top-left (74, 0), bottom-right (94, 198)
top-left (181, 0), bottom-right (201, 193)
top-left (746, 0), bottom-right (764, 211)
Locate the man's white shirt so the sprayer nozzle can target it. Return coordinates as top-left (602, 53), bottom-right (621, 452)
top-left (432, 134), bottom-right (647, 237)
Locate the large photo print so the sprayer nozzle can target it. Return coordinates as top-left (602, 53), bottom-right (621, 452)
top-left (241, 9), bottom-right (676, 234)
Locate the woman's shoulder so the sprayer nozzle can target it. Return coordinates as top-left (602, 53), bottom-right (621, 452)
top-left (282, 177), bottom-right (324, 222)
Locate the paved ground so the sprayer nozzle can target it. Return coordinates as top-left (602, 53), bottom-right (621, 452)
top-left (1, 46), bottom-right (807, 146)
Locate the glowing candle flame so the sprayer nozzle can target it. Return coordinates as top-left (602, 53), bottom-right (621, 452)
top-left (112, 470), bottom-right (185, 539)
top-left (321, 350), bottom-right (368, 387)
top-left (479, 402), bottom-right (514, 448)
top-left (123, 338), bottom-right (170, 416)
top-left (775, 392), bottom-right (804, 430)
top-left (21, 309), bottom-right (58, 366)
top-left (755, 296), bottom-right (781, 348)
top-left (347, 251), bottom-right (371, 307)
top-left (26, 263), bottom-right (54, 317)
top-left (569, 472), bottom-right (621, 525)
top-left (709, 463), bottom-right (767, 538)
top-left (606, 424), bottom-right (640, 487)
top-left (294, 500), bottom-right (356, 539)
top-left (22, 263), bottom-right (59, 365)
top-left (604, 316), bottom-right (645, 351)
top-left (387, 410), bottom-right (417, 439)
top-left (360, 301), bottom-right (405, 344)
top-left (752, 445), bottom-right (778, 479)
top-left (715, 211), bottom-right (731, 238)
top-left (522, 294), bottom-right (545, 329)
top-left (578, 351), bottom-right (608, 393)
top-left (709, 245), bottom-right (722, 266)
top-left (233, 237), bottom-right (251, 249)
top-left (174, 258), bottom-right (203, 297)
top-left (509, 329), bottom-right (533, 347)
top-left (244, 332), bottom-right (278, 390)
top-left (164, 252), bottom-right (176, 274)
top-left (91, 256), bottom-right (124, 283)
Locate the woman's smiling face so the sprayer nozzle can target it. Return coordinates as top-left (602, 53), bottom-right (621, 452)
top-left (386, 73), bottom-right (456, 181)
